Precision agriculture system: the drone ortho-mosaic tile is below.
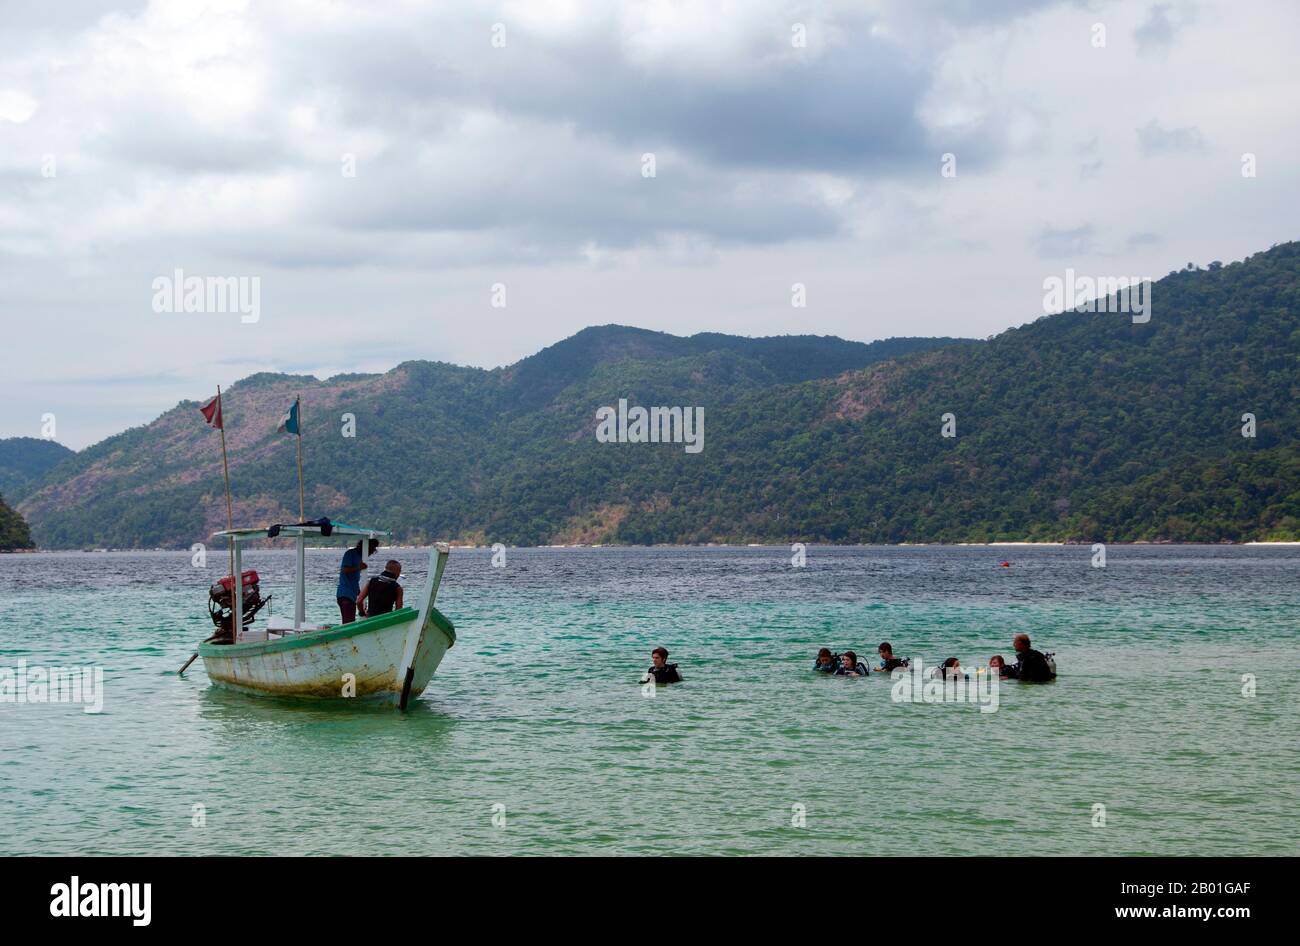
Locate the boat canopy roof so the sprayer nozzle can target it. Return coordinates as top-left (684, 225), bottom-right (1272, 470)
top-left (213, 522), bottom-right (390, 541)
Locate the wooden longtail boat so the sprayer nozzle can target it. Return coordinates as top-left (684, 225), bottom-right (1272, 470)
top-left (197, 523), bottom-right (455, 709)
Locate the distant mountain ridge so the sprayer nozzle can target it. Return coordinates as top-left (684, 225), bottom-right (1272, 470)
top-left (17, 330), bottom-right (966, 548)
top-left (0, 437), bottom-right (75, 503)
top-left (499, 326), bottom-right (957, 405)
top-left (14, 242), bottom-right (1300, 548)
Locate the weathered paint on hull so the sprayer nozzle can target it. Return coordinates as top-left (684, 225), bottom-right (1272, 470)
top-left (199, 606), bottom-right (455, 703)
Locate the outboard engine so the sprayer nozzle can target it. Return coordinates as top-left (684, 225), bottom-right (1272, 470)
top-left (208, 570), bottom-right (270, 643)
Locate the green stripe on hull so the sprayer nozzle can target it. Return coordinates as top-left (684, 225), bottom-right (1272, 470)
top-left (199, 605), bottom-right (456, 658)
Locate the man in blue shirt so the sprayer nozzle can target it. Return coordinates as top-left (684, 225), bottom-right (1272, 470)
top-left (337, 538), bottom-right (379, 623)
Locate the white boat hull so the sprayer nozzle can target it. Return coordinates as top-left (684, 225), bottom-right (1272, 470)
top-left (199, 605), bottom-right (455, 704)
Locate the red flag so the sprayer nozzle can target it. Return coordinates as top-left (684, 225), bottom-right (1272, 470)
top-left (199, 394), bottom-right (223, 429)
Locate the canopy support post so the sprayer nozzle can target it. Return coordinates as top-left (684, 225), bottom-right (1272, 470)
top-left (294, 533), bottom-right (306, 630)
top-left (232, 538), bottom-right (244, 642)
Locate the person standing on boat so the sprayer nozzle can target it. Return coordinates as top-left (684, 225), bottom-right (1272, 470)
top-left (358, 560), bottom-right (404, 617)
top-left (337, 538), bottom-right (379, 624)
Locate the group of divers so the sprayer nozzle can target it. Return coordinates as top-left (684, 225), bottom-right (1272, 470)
top-left (812, 635), bottom-right (1057, 682)
top-left (329, 543), bottom-right (1058, 687)
top-left (640, 635), bottom-right (1057, 686)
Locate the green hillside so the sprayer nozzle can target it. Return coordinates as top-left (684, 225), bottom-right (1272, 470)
top-left (19, 332), bottom-right (964, 548)
top-left (0, 437), bottom-right (75, 502)
top-left (0, 495), bottom-right (34, 551)
top-left (584, 248), bottom-right (1299, 545)
top-left (16, 242), bottom-right (1300, 548)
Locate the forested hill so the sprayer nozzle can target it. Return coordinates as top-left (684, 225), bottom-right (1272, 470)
top-left (0, 495), bottom-right (34, 551)
top-left (17, 331), bottom-right (967, 548)
top-left (0, 437), bottom-right (74, 503)
top-left (15, 242), bottom-right (1300, 548)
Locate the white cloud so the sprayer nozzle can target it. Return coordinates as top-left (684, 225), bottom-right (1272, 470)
top-left (0, 90), bottom-right (38, 123)
top-left (0, 0), bottom-right (1297, 448)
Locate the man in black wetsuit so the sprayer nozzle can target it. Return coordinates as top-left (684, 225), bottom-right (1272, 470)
top-left (1011, 633), bottom-right (1055, 682)
top-left (877, 641), bottom-right (907, 672)
top-left (357, 560), bottom-right (404, 618)
top-left (643, 646), bottom-right (683, 684)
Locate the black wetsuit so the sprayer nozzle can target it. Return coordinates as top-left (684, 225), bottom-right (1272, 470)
top-left (833, 662), bottom-right (870, 676)
top-left (366, 570), bottom-right (401, 615)
top-left (879, 657), bottom-right (907, 672)
top-left (646, 663), bottom-right (682, 684)
top-left (1013, 648), bottom-right (1055, 682)
top-left (814, 659), bottom-right (837, 673)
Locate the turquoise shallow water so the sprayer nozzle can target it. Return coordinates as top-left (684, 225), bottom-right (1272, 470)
top-left (1, 545), bottom-right (1297, 856)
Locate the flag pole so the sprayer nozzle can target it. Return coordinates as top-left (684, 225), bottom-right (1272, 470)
top-left (182, 386), bottom-right (237, 672)
top-left (295, 395), bottom-right (305, 521)
top-left (216, 385), bottom-right (235, 580)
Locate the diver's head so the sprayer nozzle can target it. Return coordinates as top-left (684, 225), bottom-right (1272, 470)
top-left (942, 656), bottom-right (960, 670)
top-left (1013, 633), bottom-right (1031, 653)
top-left (817, 647), bottom-right (833, 664)
top-left (989, 655), bottom-right (1006, 669)
top-left (651, 647), bottom-right (669, 668)
top-left (841, 651), bottom-right (858, 668)
top-left (878, 641), bottom-right (893, 658)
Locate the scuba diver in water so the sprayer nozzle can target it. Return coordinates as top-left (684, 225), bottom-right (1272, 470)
top-left (643, 646), bottom-right (683, 684)
top-left (833, 651), bottom-right (870, 676)
top-left (876, 641), bottom-right (908, 672)
top-left (813, 648), bottom-right (838, 673)
top-left (935, 656), bottom-right (968, 680)
top-left (1011, 634), bottom-right (1056, 682)
top-left (989, 655), bottom-right (1015, 678)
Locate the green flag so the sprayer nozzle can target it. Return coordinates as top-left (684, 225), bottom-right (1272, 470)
top-left (277, 399), bottom-right (300, 436)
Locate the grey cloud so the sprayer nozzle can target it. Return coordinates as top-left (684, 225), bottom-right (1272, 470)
top-left (3, 0), bottom-right (1298, 451)
top-left (1127, 232), bottom-right (1164, 248)
top-left (0, 0), bottom-right (147, 36)
top-left (1137, 119), bottom-right (1206, 155)
top-left (1135, 3), bottom-right (1195, 53)
top-left (0, 0), bottom-right (1043, 276)
top-left (1078, 137), bottom-right (1103, 180)
top-left (308, 135), bottom-right (843, 250)
top-left (873, 0), bottom-right (1073, 32)
top-left (1034, 224), bottom-right (1095, 258)
top-left (97, 121), bottom-right (294, 175)
top-left (267, 8), bottom-right (1010, 178)
top-left (484, 33), bottom-right (935, 173)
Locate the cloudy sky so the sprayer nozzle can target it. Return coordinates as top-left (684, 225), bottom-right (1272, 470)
top-left (2, 0), bottom-right (1297, 449)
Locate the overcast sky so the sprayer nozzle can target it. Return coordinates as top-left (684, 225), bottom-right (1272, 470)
top-left (2, 0), bottom-right (1297, 449)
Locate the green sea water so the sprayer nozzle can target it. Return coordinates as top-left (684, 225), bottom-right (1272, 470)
top-left (1, 545), bottom-right (1297, 856)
